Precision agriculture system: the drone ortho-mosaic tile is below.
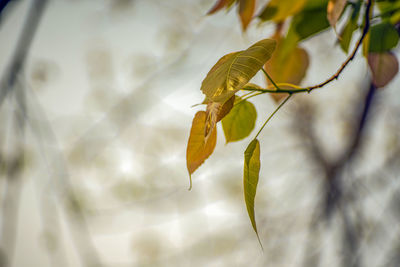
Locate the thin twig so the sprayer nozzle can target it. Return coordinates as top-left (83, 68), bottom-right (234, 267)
top-left (243, 0), bottom-right (372, 95)
top-left (254, 93), bottom-right (292, 139)
top-left (306, 0), bottom-right (371, 91)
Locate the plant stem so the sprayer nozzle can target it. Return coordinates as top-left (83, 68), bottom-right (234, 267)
top-left (254, 94), bottom-right (292, 139)
top-left (244, 0), bottom-right (372, 96)
top-left (261, 68), bottom-right (281, 90)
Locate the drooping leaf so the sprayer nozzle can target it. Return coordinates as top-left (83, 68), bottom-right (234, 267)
top-left (339, 1), bottom-right (361, 53)
top-left (339, 19), bottom-right (357, 53)
top-left (258, 0), bottom-right (307, 22)
top-left (368, 52), bottom-right (399, 88)
top-left (264, 33), bottom-right (309, 102)
top-left (186, 111), bottom-right (217, 189)
top-left (243, 139), bottom-right (262, 245)
top-left (201, 39), bottom-right (276, 103)
top-left (368, 22), bottom-right (399, 53)
top-left (205, 95), bottom-right (235, 140)
top-left (222, 97), bottom-right (257, 143)
top-left (238, 0), bottom-right (255, 31)
top-left (327, 0), bottom-right (347, 30)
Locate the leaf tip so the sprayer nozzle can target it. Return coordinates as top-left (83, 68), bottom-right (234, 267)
top-left (188, 173), bottom-right (193, 191)
top-left (256, 233), bottom-right (264, 251)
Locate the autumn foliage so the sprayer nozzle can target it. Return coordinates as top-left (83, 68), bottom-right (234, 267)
top-left (187, 0), bottom-right (399, 244)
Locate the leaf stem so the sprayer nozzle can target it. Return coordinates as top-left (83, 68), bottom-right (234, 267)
top-left (261, 68), bottom-right (281, 90)
top-left (254, 94), bottom-right (292, 139)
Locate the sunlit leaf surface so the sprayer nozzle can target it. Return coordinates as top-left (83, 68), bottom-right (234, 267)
top-left (201, 39), bottom-right (276, 103)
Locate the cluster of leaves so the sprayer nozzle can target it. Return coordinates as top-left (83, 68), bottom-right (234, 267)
top-left (187, 0), bottom-right (399, 244)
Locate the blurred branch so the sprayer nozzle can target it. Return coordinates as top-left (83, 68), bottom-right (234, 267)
top-left (21, 85), bottom-right (104, 267)
top-left (0, 0), bottom-right (48, 107)
top-left (0, 1), bottom-right (47, 266)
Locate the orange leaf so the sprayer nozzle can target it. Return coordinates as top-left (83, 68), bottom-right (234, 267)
top-left (186, 111), bottom-right (217, 189)
top-left (368, 52), bottom-right (399, 88)
top-left (238, 0), bottom-right (256, 31)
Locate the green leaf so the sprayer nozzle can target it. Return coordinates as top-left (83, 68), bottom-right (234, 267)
top-left (294, 7), bottom-right (330, 41)
top-left (305, 0), bottom-right (329, 10)
top-left (339, 2), bottom-right (361, 53)
top-left (281, 6), bottom-right (330, 58)
top-left (369, 22), bottom-right (399, 53)
top-left (222, 98), bottom-right (257, 143)
top-left (243, 139), bottom-right (262, 246)
top-left (258, 0), bottom-right (307, 22)
top-left (368, 52), bottom-right (399, 88)
top-left (201, 39), bottom-right (276, 103)
top-left (377, 0), bottom-right (400, 24)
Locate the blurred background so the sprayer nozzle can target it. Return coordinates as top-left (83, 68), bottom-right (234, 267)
top-left (0, 0), bottom-right (400, 266)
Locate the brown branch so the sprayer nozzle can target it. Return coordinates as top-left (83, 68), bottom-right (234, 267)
top-left (306, 0), bottom-right (372, 91)
top-left (243, 0), bottom-right (372, 95)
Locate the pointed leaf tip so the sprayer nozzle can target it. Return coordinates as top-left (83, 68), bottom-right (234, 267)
top-left (238, 0), bottom-right (256, 31)
top-left (243, 139), bottom-right (262, 246)
top-left (207, 0), bottom-right (227, 15)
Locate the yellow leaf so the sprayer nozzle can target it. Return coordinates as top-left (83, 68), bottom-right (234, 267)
top-left (327, 0), bottom-right (347, 30)
top-left (243, 139), bottom-right (262, 247)
top-left (186, 111), bottom-right (217, 189)
top-left (368, 52), bottom-right (399, 88)
top-left (238, 0), bottom-right (255, 31)
top-left (264, 34), bottom-right (309, 102)
top-left (201, 39), bottom-right (276, 103)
